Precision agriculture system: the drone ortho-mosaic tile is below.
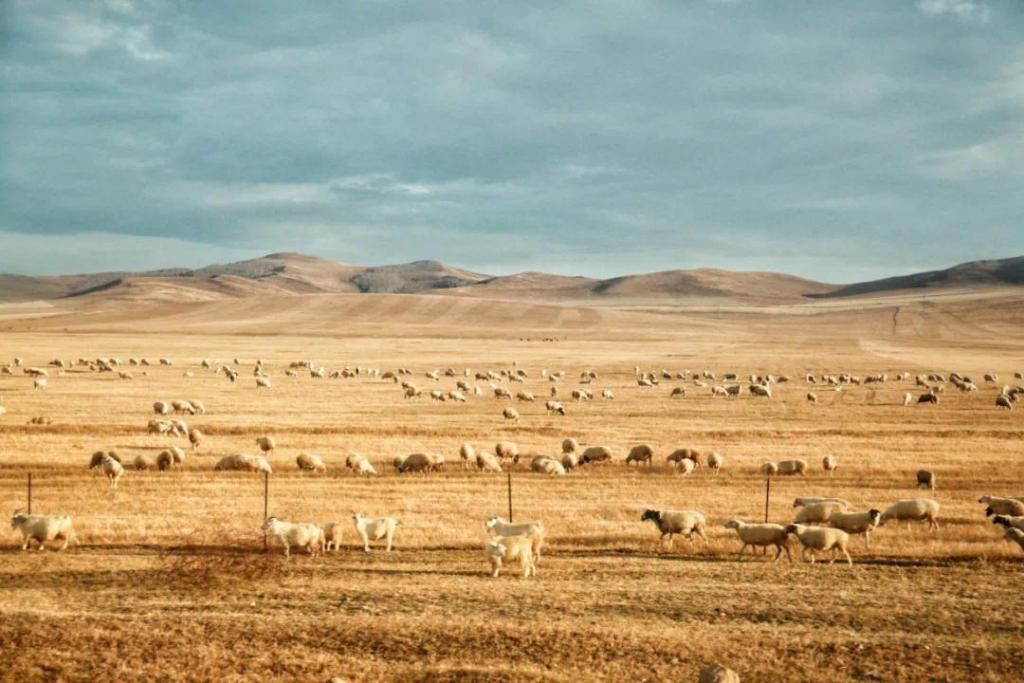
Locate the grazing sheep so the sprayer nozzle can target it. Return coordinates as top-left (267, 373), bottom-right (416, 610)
top-left (776, 459), bottom-right (807, 477)
top-left (10, 511), bottom-right (75, 551)
top-left (996, 394), bottom-right (1014, 410)
top-left (793, 501), bottom-right (849, 525)
top-left (879, 499), bottom-right (940, 531)
top-left (828, 509), bottom-right (882, 548)
top-left (903, 392), bottom-right (914, 407)
top-left (785, 524), bottom-right (853, 566)
top-left (485, 534), bottom-right (536, 578)
top-left (33, 377), bottom-right (47, 390)
top-left (394, 452), bottom-right (442, 474)
top-left (256, 376), bottom-right (271, 389)
top-left (579, 445), bottom-right (613, 465)
top-left (980, 496), bottom-right (1024, 517)
top-left (545, 400), bottom-right (566, 415)
top-left (675, 458), bottom-right (696, 475)
top-left (1001, 526), bottom-right (1024, 553)
top-left (263, 517), bottom-right (323, 557)
top-left (352, 513), bottom-right (400, 552)
top-left (155, 450), bottom-right (176, 471)
top-left (345, 453), bottom-right (378, 476)
top-left (89, 452), bottom-right (124, 489)
top-left (806, 392), bottom-right (818, 403)
top-left (916, 470), bottom-right (936, 490)
top-left (641, 509), bottom-right (707, 548)
top-left (495, 441), bottom-right (520, 465)
top-left (561, 452), bottom-right (579, 471)
top-left (153, 401), bottom-right (170, 415)
top-left (133, 454), bottom-right (158, 470)
top-left (561, 438), bottom-right (579, 454)
top-left (749, 384), bottom-right (772, 399)
top-left (171, 400), bottom-right (195, 415)
top-left (486, 516), bottom-right (545, 564)
top-left (502, 407), bottom-right (521, 423)
top-left (530, 455), bottom-right (566, 475)
top-left (760, 461), bottom-right (779, 477)
top-left (321, 522), bottom-right (344, 552)
top-left (187, 428), bottom-right (203, 451)
top-left (821, 455), bottom-right (838, 476)
top-left (256, 436), bottom-right (276, 455)
top-left (459, 443), bottom-right (476, 469)
top-left (625, 444), bottom-right (654, 466)
top-left (189, 399), bottom-right (206, 415)
top-left (601, 389), bottom-right (615, 400)
top-left (296, 453), bottom-right (327, 473)
top-left (991, 515), bottom-right (1024, 532)
top-left (215, 454), bottom-right (272, 474)
top-left (476, 451), bottom-right (504, 473)
top-left (707, 452), bottom-right (724, 475)
top-left (917, 392), bottom-right (939, 405)
top-left (698, 664), bottom-right (741, 683)
top-left (723, 520), bottom-right (792, 562)
top-left (671, 387), bottom-right (686, 398)
top-left (793, 496), bottom-right (850, 508)
top-left (666, 448), bottom-right (699, 465)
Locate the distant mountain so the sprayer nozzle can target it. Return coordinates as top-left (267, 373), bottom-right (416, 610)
top-left (811, 256), bottom-right (1024, 299)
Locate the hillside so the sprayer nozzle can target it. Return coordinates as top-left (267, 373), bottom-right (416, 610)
top-left (813, 256), bottom-right (1024, 299)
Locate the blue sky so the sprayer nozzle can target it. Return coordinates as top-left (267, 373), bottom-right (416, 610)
top-left (1, 0), bottom-right (1022, 281)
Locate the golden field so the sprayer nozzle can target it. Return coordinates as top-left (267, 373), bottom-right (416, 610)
top-left (1, 289), bottom-right (1023, 682)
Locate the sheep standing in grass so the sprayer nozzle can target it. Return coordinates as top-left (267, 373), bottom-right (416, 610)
top-left (215, 454), bottom-right (271, 474)
top-left (903, 392), bottom-right (913, 407)
top-left (263, 517), bottom-right (323, 557)
top-left (579, 445), bottom-right (613, 465)
top-left (459, 443), bottom-right (476, 470)
top-left (626, 444), bottom-right (654, 466)
top-left (345, 453), bottom-right (378, 476)
top-left (33, 377), bottom-right (47, 390)
top-left (793, 501), bottom-right (849, 525)
top-left (133, 454), bottom-right (158, 470)
top-left (760, 462), bottom-right (779, 477)
top-left (707, 452), bottom-right (725, 475)
top-left (10, 511), bottom-right (75, 551)
top-left (879, 499), bottom-right (940, 531)
top-left (828, 509), bottom-right (882, 548)
top-left (323, 522), bottom-right (344, 552)
top-left (256, 436), bottom-right (275, 456)
top-left (561, 438), bottom-right (579, 455)
top-left (776, 459), bottom-right (807, 476)
top-left (353, 513), bottom-right (400, 552)
top-left (1002, 527), bottom-right (1024, 553)
top-left (89, 452), bottom-right (124, 489)
top-left (724, 520), bottom-right (792, 562)
top-left (485, 535), bottom-right (536, 578)
top-left (785, 524), bottom-right (853, 566)
top-left (256, 376), bottom-right (271, 389)
top-left (675, 458), bottom-right (696, 476)
top-left (980, 496), bottom-right (1024, 517)
top-left (495, 441), bottom-right (520, 466)
top-left (793, 497), bottom-right (850, 508)
top-left (486, 515), bottom-right (545, 564)
top-left (530, 455), bottom-right (566, 475)
top-left (153, 401), bottom-right (170, 416)
top-left (822, 455), bottom-right (838, 476)
top-left (991, 515), bottom-right (1024, 532)
top-left (296, 453), bottom-right (327, 473)
top-left (395, 452), bottom-right (439, 474)
top-left (502, 407), bottom-right (521, 423)
top-left (916, 470), bottom-right (936, 490)
top-left (641, 509), bottom-right (707, 548)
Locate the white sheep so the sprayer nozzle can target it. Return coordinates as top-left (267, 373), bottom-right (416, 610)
top-left (475, 451), bottom-right (503, 473)
top-left (486, 515), bottom-right (545, 564)
top-left (323, 522), bottom-right (344, 552)
top-left (485, 534), bottom-right (536, 578)
top-left (793, 496), bottom-right (850, 509)
top-left (352, 513), bottom-right (400, 552)
top-left (502, 407), bottom-right (521, 423)
top-left (1003, 527), bottom-right (1024, 553)
top-left (188, 428), bottom-right (203, 451)
top-left (723, 520), bottom-right (792, 562)
top-left (33, 377), bottom-right (47, 390)
top-left (459, 443), bottom-right (476, 469)
top-left (495, 441), bottom-right (520, 465)
top-left (256, 436), bottom-right (276, 455)
top-left (641, 509), bottom-right (707, 548)
top-left (561, 438), bottom-right (579, 454)
top-left (625, 444), bottom-right (654, 466)
top-left (828, 509), bottom-right (882, 548)
top-left (793, 501), bottom-right (849, 525)
top-left (296, 452), bottom-right (327, 473)
top-left (171, 400), bottom-right (195, 415)
top-left (10, 511), bottom-right (75, 551)
top-left (89, 452), bottom-right (124, 489)
top-left (256, 376), bottom-right (272, 389)
top-left (263, 517), bottom-right (324, 557)
top-left (345, 453), bottom-right (378, 476)
top-left (776, 459), bottom-right (807, 476)
top-left (821, 455), bottom-right (838, 476)
top-left (579, 445), bottom-right (612, 465)
top-left (879, 499), bottom-right (940, 531)
top-left (153, 401), bottom-right (170, 415)
top-left (785, 524), bottom-right (853, 566)
top-left (760, 462), bottom-right (779, 477)
top-left (707, 452), bottom-right (725, 475)
top-left (189, 399), bottom-right (206, 415)
top-left (980, 496), bottom-right (1024, 517)
top-left (675, 458), bottom-right (696, 475)
top-left (215, 454), bottom-right (272, 474)
top-left (530, 455), bottom-right (566, 475)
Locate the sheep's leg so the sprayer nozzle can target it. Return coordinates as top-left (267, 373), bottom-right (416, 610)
top-left (737, 544), bottom-right (748, 560)
top-left (783, 544), bottom-right (793, 563)
top-left (841, 547), bottom-right (853, 567)
top-left (930, 517), bottom-right (939, 531)
top-left (864, 532), bottom-right (871, 550)
top-left (59, 534), bottom-right (70, 551)
top-left (772, 545), bottom-right (782, 563)
top-left (385, 531), bottom-right (393, 552)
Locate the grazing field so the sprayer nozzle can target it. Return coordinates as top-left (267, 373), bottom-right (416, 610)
top-left (1, 292), bottom-right (1023, 682)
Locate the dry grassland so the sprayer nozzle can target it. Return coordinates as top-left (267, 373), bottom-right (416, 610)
top-left (1, 293), bottom-right (1023, 681)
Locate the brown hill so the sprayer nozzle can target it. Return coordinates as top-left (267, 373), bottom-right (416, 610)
top-left (812, 256), bottom-right (1024, 299)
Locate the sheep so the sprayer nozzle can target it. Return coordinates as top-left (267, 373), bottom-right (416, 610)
top-left (486, 515), bottom-right (545, 563)
top-left (352, 513), bottom-right (400, 552)
top-left (917, 391), bottom-right (939, 405)
top-left (561, 438), bottom-right (579, 454)
top-left (256, 376), bottom-right (271, 389)
top-left (475, 451), bottom-right (503, 473)
top-left (171, 400), bottom-right (195, 415)
top-left (485, 534), bottom-right (536, 578)
top-left (723, 520), bottom-right (792, 562)
top-left (792, 496), bottom-right (850, 508)
top-left (707, 452), bottom-right (724, 475)
top-left (169, 419), bottom-right (189, 438)
top-left (33, 377), bottom-right (47, 390)
top-left (916, 470), bottom-right (936, 490)
top-left (256, 436), bottom-right (276, 455)
top-left (545, 400), bottom-right (566, 415)
top-left (749, 383), bottom-right (772, 398)
top-left (215, 454), bottom-right (272, 474)
top-left (530, 455), bottom-right (566, 475)
top-left (296, 452), bottom-right (327, 473)
top-left (133, 454), bottom-right (158, 470)
top-left (118, 370), bottom-right (133, 380)
top-left (996, 394), bottom-right (1014, 410)
top-left (459, 443), bottom-right (476, 469)
top-left (641, 509), bottom-right (707, 548)
top-left (666, 448), bottom-right (699, 465)
top-left (991, 515), bottom-right (1024, 532)
top-left (698, 664), bottom-right (741, 683)
top-left (561, 452), bottom-right (579, 471)
top-left (89, 452), bottom-right (124, 489)
top-left (188, 428), bottom-right (203, 451)
top-left (345, 453), bottom-right (378, 476)
top-left (903, 392), bottom-right (914, 407)
top-left (322, 522), bottom-right (345, 552)
top-left (821, 455), bottom-right (838, 476)
top-left (10, 511), bottom-right (75, 551)
top-left (785, 524), bottom-right (853, 566)
top-left (1000, 527), bottom-right (1024, 553)
top-left (625, 444), bottom-right (654, 466)
top-left (189, 399), bottom-right (206, 415)
top-left (675, 458), bottom-right (696, 475)
top-left (516, 391), bottom-right (536, 402)
top-left (776, 459), bottom-right (807, 477)
top-left (828, 509), bottom-right (882, 548)
top-left (395, 452), bottom-right (439, 474)
top-left (494, 387), bottom-right (512, 400)
top-left (879, 499), bottom-right (940, 531)
top-left (153, 401), bottom-right (170, 415)
top-left (502, 407), bottom-right (521, 423)
top-left (980, 496), bottom-right (1024, 517)
top-left (263, 517), bottom-right (323, 557)
top-left (156, 450), bottom-right (177, 471)
top-left (760, 461), bottom-right (779, 477)
top-left (495, 441), bottom-right (520, 465)
top-left (579, 445), bottom-right (612, 465)
top-left (793, 501), bottom-right (849, 525)
top-left (670, 386), bottom-right (687, 398)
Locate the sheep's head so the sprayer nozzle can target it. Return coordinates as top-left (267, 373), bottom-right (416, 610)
top-left (985, 506), bottom-right (995, 517)
top-left (991, 515), bottom-right (1010, 527)
top-left (867, 510), bottom-right (882, 525)
top-left (724, 519), bottom-right (740, 530)
top-left (783, 524), bottom-right (801, 535)
top-left (89, 451), bottom-right (106, 468)
top-left (11, 510), bottom-right (28, 528)
top-left (352, 512), bottom-right (365, 523)
top-left (262, 517), bottom-right (278, 531)
top-left (640, 510), bottom-right (661, 524)
top-left (977, 496), bottom-right (992, 504)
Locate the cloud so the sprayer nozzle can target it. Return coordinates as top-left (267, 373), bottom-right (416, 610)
top-left (916, 0), bottom-right (992, 24)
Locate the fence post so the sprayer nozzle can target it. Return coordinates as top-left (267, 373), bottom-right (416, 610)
top-left (764, 477), bottom-right (771, 523)
top-left (27, 472), bottom-right (32, 514)
top-left (263, 471), bottom-right (269, 552)
top-left (507, 471), bottom-right (513, 522)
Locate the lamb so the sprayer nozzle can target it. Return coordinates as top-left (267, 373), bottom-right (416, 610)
top-left (486, 515), bottom-right (545, 563)
top-left (916, 470), bottom-right (936, 490)
top-left (785, 524), bottom-right (853, 566)
top-left (991, 515), bottom-right (1024, 532)
top-left (579, 445), bottom-right (613, 465)
top-left (153, 401), bottom-right (170, 415)
top-left (792, 496), bottom-right (850, 508)
top-left (821, 455), bottom-right (838, 476)
top-left (296, 452), bottom-right (327, 473)
top-left (485, 534), bottom-right (536, 578)
top-left (723, 520), bottom-right (792, 562)
top-left (322, 522), bottom-right (344, 552)
top-left (10, 511), bottom-right (75, 551)
top-left (793, 501), bottom-right (849, 525)
top-left (495, 441), bottom-right (520, 465)
top-left (530, 455), bottom-right (566, 475)
top-left (352, 513), bottom-right (400, 552)
top-left (502, 407), bottom-right (521, 423)
top-left (828, 509), bottom-right (882, 548)
top-left (89, 452), bottom-right (124, 489)
top-left (256, 436), bottom-right (276, 455)
top-left (188, 428), bottom-right (203, 451)
top-left (698, 664), bottom-right (741, 683)
top-left (776, 459), bottom-right (807, 476)
top-left (625, 444), bottom-right (654, 466)
top-left (345, 453), bottom-right (378, 476)
top-left (263, 517), bottom-right (323, 557)
top-left (641, 509), bottom-right (707, 548)
top-left (879, 499), bottom-right (940, 531)
top-left (707, 452), bottom-right (725, 475)
top-left (980, 496), bottom-right (1024, 517)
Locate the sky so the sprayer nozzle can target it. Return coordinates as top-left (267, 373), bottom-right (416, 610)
top-left (1, 0), bottom-right (1022, 282)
